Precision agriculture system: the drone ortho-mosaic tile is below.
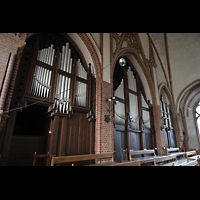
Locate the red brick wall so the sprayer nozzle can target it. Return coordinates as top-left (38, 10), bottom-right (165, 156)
top-left (100, 81), bottom-right (114, 153)
top-left (0, 33), bottom-right (26, 132)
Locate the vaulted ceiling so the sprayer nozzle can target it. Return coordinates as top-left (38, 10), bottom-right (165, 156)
top-left (150, 33), bottom-right (200, 114)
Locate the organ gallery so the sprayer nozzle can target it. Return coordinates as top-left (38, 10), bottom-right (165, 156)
top-left (0, 33), bottom-right (200, 166)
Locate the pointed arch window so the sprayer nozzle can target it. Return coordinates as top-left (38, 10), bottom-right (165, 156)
top-left (160, 94), bottom-right (175, 148)
top-left (195, 102), bottom-right (200, 133)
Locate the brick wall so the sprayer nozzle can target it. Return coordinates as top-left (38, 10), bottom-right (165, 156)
top-left (100, 81), bottom-right (114, 153)
top-left (0, 33), bottom-right (26, 132)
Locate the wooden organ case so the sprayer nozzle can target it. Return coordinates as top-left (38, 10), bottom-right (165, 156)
top-left (113, 58), bottom-right (155, 162)
top-left (8, 34), bottom-right (96, 165)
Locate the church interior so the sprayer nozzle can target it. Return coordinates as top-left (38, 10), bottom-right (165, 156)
top-left (0, 33), bottom-right (200, 166)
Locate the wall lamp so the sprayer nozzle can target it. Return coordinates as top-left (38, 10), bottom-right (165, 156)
top-left (104, 97), bottom-right (116, 123)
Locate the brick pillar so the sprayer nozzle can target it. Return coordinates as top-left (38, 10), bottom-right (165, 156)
top-left (152, 104), bottom-right (166, 155)
top-left (100, 81), bottom-right (114, 153)
top-left (95, 80), bottom-right (114, 151)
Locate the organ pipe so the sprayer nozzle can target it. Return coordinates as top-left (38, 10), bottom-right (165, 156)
top-left (30, 41), bottom-right (90, 114)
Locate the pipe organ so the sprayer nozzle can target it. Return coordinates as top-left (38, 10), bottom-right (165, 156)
top-left (54, 43), bottom-right (72, 113)
top-left (113, 58), bottom-right (154, 161)
top-left (9, 34), bottom-right (96, 165)
top-left (29, 40), bottom-right (92, 114)
top-left (75, 59), bottom-right (87, 107)
top-left (31, 45), bottom-right (55, 98)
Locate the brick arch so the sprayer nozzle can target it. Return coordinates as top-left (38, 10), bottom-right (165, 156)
top-left (186, 91), bottom-right (200, 117)
top-left (76, 33), bottom-right (101, 81)
top-left (176, 79), bottom-right (200, 112)
top-left (158, 82), bottom-right (175, 111)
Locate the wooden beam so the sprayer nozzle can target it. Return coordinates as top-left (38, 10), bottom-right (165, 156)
top-left (164, 33), bottom-right (173, 94)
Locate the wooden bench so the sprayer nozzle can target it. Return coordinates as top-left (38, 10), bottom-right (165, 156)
top-left (129, 149), bottom-right (155, 164)
top-left (109, 160), bottom-right (141, 166)
top-left (89, 160), bottom-right (141, 166)
top-left (33, 152), bottom-right (50, 166)
top-left (161, 152), bottom-right (200, 166)
top-left (185, 150), bottom-right (198, 162)
top-left (180, 159), bottom-right (199, 166)
top-left (172, 155), bottom-right (200, 166)
top-left (154, 155), bottom-right (177, 166)
top-left (165, 147), bottom-right (186, 158)
top-left (51, 152), bottom-right (114, 166)
top-left (130, 149), bottom-right (179, 166)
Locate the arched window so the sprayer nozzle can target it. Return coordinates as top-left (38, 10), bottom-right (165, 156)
top-left (195, 101), bottom-right (200, 134)
top-left (160, 91), bottom-right (176, 148)
top-left (113, 57), bottom-right (154, 162)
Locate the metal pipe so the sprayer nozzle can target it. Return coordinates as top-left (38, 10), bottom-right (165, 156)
top-left (42, 47), bottom-right (49, 97)
top-left (36, 49), bottom-right (44, 96)
top-left (33, 50), bottom-right (42, 96)
top-left (63, 43), bottom-right (69, 72)
top-left (62, 43), bottom-right (71, 112)
top-left (46, 47), bottom-right (54, 98)
top-left (66, 58), bottom-right (72, 111)
top-left (43, 46), bottom-right (53, 98)
top-left (31, 50), bottom-right (40, 95)
top-left (59, 46), bottom-right (67, 112)
top-left (39, 48), bottom-right (47, 97)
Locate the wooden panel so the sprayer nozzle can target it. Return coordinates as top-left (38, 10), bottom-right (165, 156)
top-left (52, 152), bottom-right (113, 165)
top-left (57, 117), bottom-right (68, 156)
top-left (163, 129), bottom-right (169, 148)
top-left (54, 110), bottom-right (95, 157)
top-left (144, 133), bottom-right (153, 150)
top-left (143, 128), bottom-right (153, 150)
top-left (130, 149), bottom-right (155, 155)
top-left (114, 129), bottom-right (122, 162)
top-left (129, 131), bottom-right (141, 151)
top-left (51, 115), bottom-right (60, 156)
top-left (169, 130), bottom-right (175, 148)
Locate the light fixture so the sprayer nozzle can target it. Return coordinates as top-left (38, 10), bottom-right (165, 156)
top-left (105, 97), bottom-right (116, 123)
top-left (119, 58), bottom-right (126, 67)
top-left (106, 97), bottom-right (116, 102)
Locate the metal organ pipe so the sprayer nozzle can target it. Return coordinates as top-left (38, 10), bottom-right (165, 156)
top-left (54, 42), bottom-right (72, 113)
top-left (75, 59), bottom-right (87, 107)
top-left (31, 44), bottom-right (54, 98)
top-left (31, 41), bottom-right (88, 114)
